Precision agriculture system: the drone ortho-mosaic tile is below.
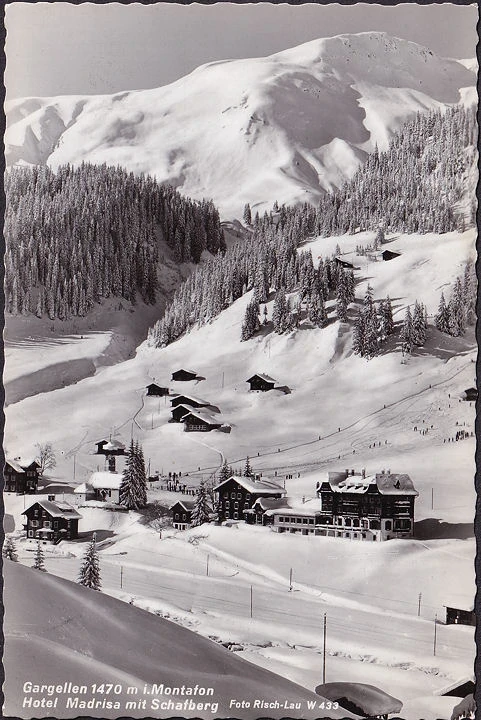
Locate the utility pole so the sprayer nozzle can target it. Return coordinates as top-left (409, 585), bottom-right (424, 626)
top-left (250, 585), bottom-right (253, 618)
top-left (73, 455), bottom-right (76, 481)
top-left (322, 613), bottom-right (327, 684)
top-left (418, 592), bottom-right (422, 617)
top-left (433, 614), bottom-right (437, 656)
top-left (206, 554), bottom-right (209, 577)
top-left (151, 413), bottom-right (154, 429)
top-left (222, 371), bottom-right (225, 389)
top-left (431, 488), bottom-right (434, 510)
top-left (120, 566), bottom-right (123, 589)
top-left (289, 568), bottom-right (293, 592)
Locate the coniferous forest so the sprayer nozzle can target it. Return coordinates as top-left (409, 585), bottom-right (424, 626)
top-left (4, 163), bottom-right (225, 318)
top-left (149, 104), bottom-right (476, 349)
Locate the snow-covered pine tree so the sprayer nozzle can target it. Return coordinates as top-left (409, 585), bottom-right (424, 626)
top-left (383, 296), bottom-right (394, 337)
top-left (272, 288), bottom-right (288, 333)
top-left (3, 536), bottom-right (18, 561)
top-left (448, 277), bottom-right (466, 337)
top-left (33, 541), bottom-right (46, 571)
top-left (78, 532), bottom-right (101, 590)
top-left (244, 456), bottom-right (253, 478)
top-left (120, 439), bottom-right (147, 510)
top-left (352, 310), bottom-right (366, 357)
top-left (463, 261), bottom-right (477, 326)
top-left (336, 272), bottom-right (349, 322)
top-left (263, 305), bottom-right (268, 325)
top-left (373, 226), bottom-right (385, 250)
top-left (241, 297), bottom-right (260, 341)
top-left (191, 481), bottom-right (211, 528)
top-left (435, 292), bottom-right (451, 334)
top-left (412, 300), bottom-right (427, 346)
top-left (243, 203), bottom-right (252, 226)
top-left (307, 287), bottom-right (327, 327)
top-left (218, 458), bottom-right (232, 484)
top-left (401, 306), bottom-right (413, 355)
top-left (364, 310), bottom-right (380, 358)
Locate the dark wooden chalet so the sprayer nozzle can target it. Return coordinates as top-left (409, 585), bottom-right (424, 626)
top-left (22, 499), bottom-right (82, 544)
top-left (247, 373), bottom-right (276, 392)
top-left (463, 387), bottom-right (478, 402)
top-left (171, 368), bottom-right (198, 382)
top-left (334, 257), bottom-right (355, 269)
top-left (315, 469), bottom-right (418, 541)
top-left (214, 475), bottom-right (286, 522)
top-left (146, 383), bottom-right (169, 397)
top-left (171, 404), bottom-right (192, 423)
top-left (171, 499), bottom-right (195, 530)
top-left (382, 250), bottom-right (401, 261)
top-left (170, 394), bottom-right (212, 410)
top-left (95, 439), bottom-right (126, 456)
top-left (182, 409), bottom-right (222, 432)
top-left (4, 458), bottom-right (40, 494)
top-left (444, 603), bottom-right (476, 627)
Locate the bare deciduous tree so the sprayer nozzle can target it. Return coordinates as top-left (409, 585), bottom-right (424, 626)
top-left (35, 442), bottom-right (57, 475)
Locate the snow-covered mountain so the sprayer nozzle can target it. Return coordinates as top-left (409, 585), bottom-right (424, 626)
top-left (6, 32), bottom-right (475, 218)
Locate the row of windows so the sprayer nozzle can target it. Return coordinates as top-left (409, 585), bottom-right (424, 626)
top-left (174, 513), bottom-right (188, 521)
top-left (30, 520), bottom-right (60, 529)
top-left (224, 501), bottom-right (249, 510)
top-left (223, 492), bottom-right (251, 500)
top-left (276, 516), bottom-right (316, 525)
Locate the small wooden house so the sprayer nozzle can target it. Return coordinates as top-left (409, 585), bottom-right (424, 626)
top-left (445, 602), bottom-right (476, 627)
top-left (171, 404), bottom-right (192, 423)
top-left (87, 471), bottom-right (123, 503)
top-left (214, 475), bottom-right (286, 522)
top-left (182, 410), bottom-right (222, 433)
top-left (171, 368), bottom-right (198, 382)
top-left (247, 373), bottom-right (276, 392)
top-left (95, 439), bottom-right (125, 456)
top-left (171, 499), bottom-right (195, 530)
top-left (382, 249), bottom-right (401, 261)
top-left (170, 394), bottom-right (212, 410)
top-left (4, 458), bottom-right (40, 494)
top-left (334, 257), bottom-right (355, 269)
top-left (22, 499), bottom-right (82, 543)
top-left (463, 387), bottom-right (478, 402)
top-left (146, 383), bottom-right (169, 397)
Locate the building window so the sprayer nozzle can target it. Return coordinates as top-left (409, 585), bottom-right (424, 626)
top-left (31, 520), bottom-right (39, 528)
top-left (237, 493), bottom-right (242, 499)
top-left (182, 513), bottom-right (186, 520)
top-left (246, 493), bottom-right (251, 499)
top-left (231, 492), bottom-right (236, 499)
top-left (28, 530), bottom-right (34, 537)
top-left (303, 518), bottom-right (308, 524)
top-left (223, 493), bottom-right (228, 499)
top-left (362, 519), bottom-right (370, 529)
top-left (175, 513), bottom-right (179, 520)
top-left (233, 512), bottom-right (239, 520)
top-left (34, 509), bottom-right (39, 518)
top-left (234, 502), bottom-right (239, 509)
top-left (385, 520), bottom-right (392, 531)
top-left (352, 518), bottom-right (359, 527)
top-left (54, 521), bottom-right (58, 529)
top-left (43, 521), bottom-right (51, 528)
top-left (344, 518), bottom-right (352, 527)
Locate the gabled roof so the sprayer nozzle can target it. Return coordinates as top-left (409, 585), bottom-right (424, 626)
top-left (247, 373), bottom-right (276, 384)
top-left (251, 497), bottom-right (289, 512)
top-left (22, 500), bottom-right (82, 520)
top-left (73, 483), bottom-right (89, 494)
top-left (214, 475), bottom-right (286, 495)
top-left (102, 440), bottom-right (125, 452)
top-left (15, 457), bottom-right (40, 470)
top-left (182, 409), bottom-right (222, 425)
top-left (88, 472), bottom-right (123, 490)
top-left (170, 394), bottom-right (210, 406)
top-left (170, 499), bottom-right (196, 512)
top-left (173, 368), bottom-right (197, 375)
top-left (5, 459), bottom-right (26, 474)
top-left (146, 382), bottom-right (169, 388)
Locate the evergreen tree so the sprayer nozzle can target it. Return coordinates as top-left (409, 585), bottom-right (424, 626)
top-left (3, 536), bottom-right (18, 561)
top-left (412, 300), bottom-right (427, 346)
top-left (401, 306), bottom-right (413, 355)
top-left (272, 288), bottom-right (289, 333)
top-left (241, 297), bottom-right (260, 341)
top-left (120, 440), bottom-right (148, 510)
top-left (78, 532), bottom-right (101, 590)
top-left (218, 458), bottom-right (232, 484)
top-left (435, 292), bottom-right (451, 334)
top-left (373, 226), bottom-right (385, 249)
top-left (191, 481), bottom-right (211, 528)
top-left (448, 277), bottom-right (466, 337)
top-left (32, 541), bottom-right (46, 572)
top-left (352, 310), bottom-right (366, 357)
top-left (244, 456), bottom-right (253, 478)
top-left (243, 203), bottom-right (252, 226)
top-left (336, 273), bottom-right (349, 322)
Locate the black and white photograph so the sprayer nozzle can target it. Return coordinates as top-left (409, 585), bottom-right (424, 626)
top-left (2, 2), bottom-right (478, 719)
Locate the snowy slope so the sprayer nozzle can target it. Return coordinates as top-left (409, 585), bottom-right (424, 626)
top-left (5, 33), bottom-right (475, 218)
top-left (3, 562), bottom-right (348, 719)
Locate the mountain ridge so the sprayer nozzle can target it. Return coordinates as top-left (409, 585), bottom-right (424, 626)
top-left (6, 32), bottom-right (476, 218)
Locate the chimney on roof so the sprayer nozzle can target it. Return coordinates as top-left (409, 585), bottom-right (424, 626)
top-left (361, 468), bottom-right (366, 478)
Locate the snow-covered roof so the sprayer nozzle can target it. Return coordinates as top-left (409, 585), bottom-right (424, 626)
top-left (23, 500), bottom-right (82, 520)
top-left (15, 457), bottom-right (39, 469)
top-left (182, 409), bottom-right (222, 425)
top-left (325, 471), bottom-right (418, 496)
top-left (443, 595), bottom-right (475, 612)
top-left (5, 459), bottom-right (26, 473)
top-left (170, 499), bottom-right (196, 511)
top-left (434, 675), bottom-right (475, 697)
top-left (251, 497), bottom-right (290, 512)
top-left (146, 382), bottom-right (168, 388)
top-left (96, 439), bottom-right (125, 449)
top-left (73, 483), bottom-right (89, 494)
top-left (214, 475), bottom-right (286, 495)
top-left (170, 394), bottom-right (210, 406)
top-left (88, 472), bottom-right (123, 490)
top-left (247, 373), bottom-right (276, 383)
top-left (173, 368), bottom-right (197, 375)
top-left (316, 683), bottom-right (402, 715)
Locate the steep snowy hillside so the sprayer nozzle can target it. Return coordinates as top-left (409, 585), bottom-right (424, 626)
top-left (6, 32), bottom-right (475, 218)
